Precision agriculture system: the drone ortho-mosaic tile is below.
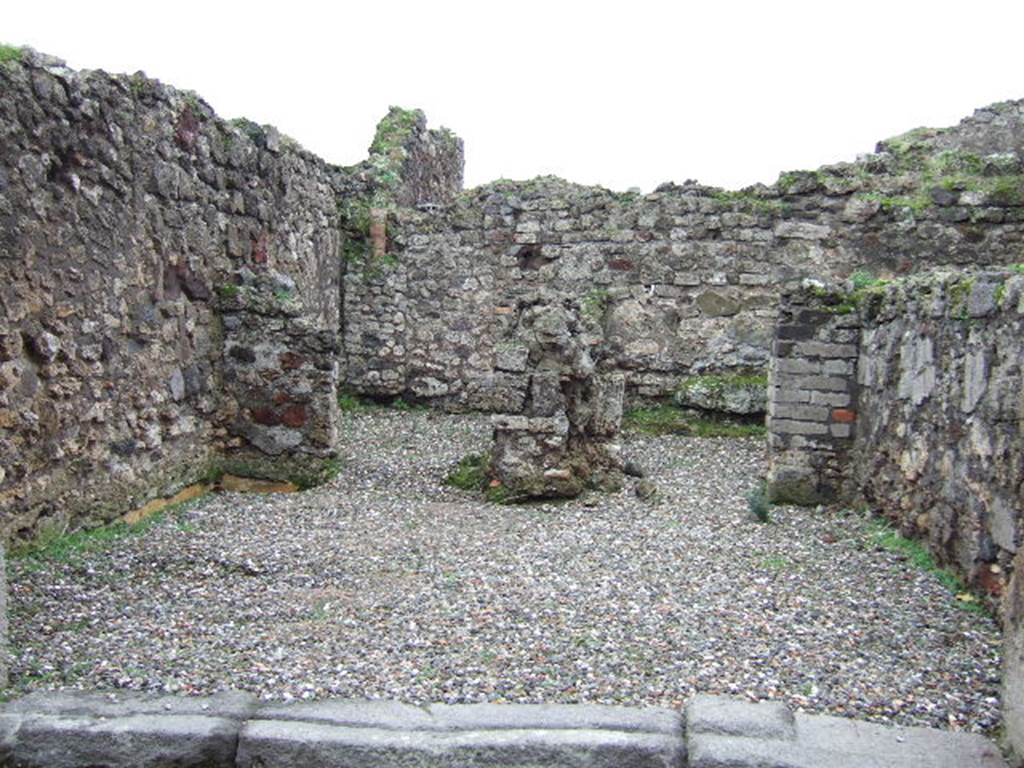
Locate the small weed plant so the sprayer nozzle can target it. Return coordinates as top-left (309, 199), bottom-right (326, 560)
top-left (444, 454), bottom-right (489, 492)
top-left (747, 482), bottom-right (771, 523)
top-left (11, 500), bottom-right (200, 567)
top-left (337, 388), bottom-right (371, 413)
top-left (0, 44), bottom-right (22, 65)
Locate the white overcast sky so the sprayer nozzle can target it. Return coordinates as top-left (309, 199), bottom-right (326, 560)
top-left (7, 1), bottom-right (1024, 192)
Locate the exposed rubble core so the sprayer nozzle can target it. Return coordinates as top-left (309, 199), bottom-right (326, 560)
top-left (489, 291), bottom-right (624, 499)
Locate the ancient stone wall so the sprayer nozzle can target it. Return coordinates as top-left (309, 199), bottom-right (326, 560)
top-left (852, 270), bottom-right (1023, 585)
top-left (765, 270), bottom-right (1024, 758)
top-left (0, 50), bottom-right (342, 539)
top-left (767, 269), bottom-right (1024, 593)
top-left (342, 101), bottom-right (1024, 409)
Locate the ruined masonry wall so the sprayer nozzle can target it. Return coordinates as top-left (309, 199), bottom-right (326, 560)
top-left (767, 270), bottom-right (1024, 593)
top-left (852, 271), bottom-right (1024, 584)
top-left (345, 130), bottom-right (1024, 410)
top-left (0, 51), bottom-right (342, 538)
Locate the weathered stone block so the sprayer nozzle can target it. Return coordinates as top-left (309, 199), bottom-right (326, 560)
top-left (771, 404), bottom-right (830, 422)
top-left (767, 465), bottom-right (827, 506)
top-left (494, 343), bottom-right (530, 373)
top-left (695, 290), bottom-right (741, 317)
top-left (774, 358), bottom-right (823, 375)
top-left (676, 375), bottom-right (767, 415)
top-left (790, 341), bottom-right (858, 359)
top-left (809, 390), bottom-right (851, 407)
top-left (689, 714), bottom-right (1005, 768)
top-left (236, 720), bottom-right (684, 768)
top-left (822, 359), bottom-right (854, 376)
top-left (773, 221), bottom-right (832, 240)
top-left (591, 373), bottom-right (625, 437)
top-left (529, 372), bottom-right (565, 417)
top-left (829, 423), bottom-right (852, 438)
top-left (969, 281), bottom-right (1000, 318)
top-left (770, 387), bottom-right (812, 404)
top-left (427, 703), bottom-right (682, 735)
top-left (774, 374), bottom-right (850, 392)
top-left (6, 713), bottom-right (240, 768)
top-left (687, 695), bottom-right (795, 740)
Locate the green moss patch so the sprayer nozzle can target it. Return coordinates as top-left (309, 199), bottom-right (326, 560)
top-left (369, 106), bottom-right (422, 157)
top-left (677, 372), bottom-right (767, 396)
top-left (444, 454), bottom-right (489, 491)
top-left (217, 455), bottom-right (341, 491)
top-left (711, 188), bottom-right (786, 213)
top-left (0, 44), bottom-right (23, 64)
top-left (623, 405), bottom-right (766, 438)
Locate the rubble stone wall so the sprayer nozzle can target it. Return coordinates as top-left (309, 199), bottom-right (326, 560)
top-left (852, 270), bottom-right (1024, 585)
top-left (0, 51), bottom-right (341, 539)
top-left (343, 99), bottom-right (1024, 409)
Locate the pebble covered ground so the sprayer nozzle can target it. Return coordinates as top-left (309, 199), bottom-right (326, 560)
top-left (9, 409), bottom-right (1003, 734)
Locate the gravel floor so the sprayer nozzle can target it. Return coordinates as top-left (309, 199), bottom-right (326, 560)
top-left (9, 410), bottom-right (1003, 734)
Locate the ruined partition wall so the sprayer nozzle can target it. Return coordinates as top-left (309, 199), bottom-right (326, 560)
top-left (767, 271), bottom-right (1024, 590)
top-left (0, 51), bottom-right (342, 538)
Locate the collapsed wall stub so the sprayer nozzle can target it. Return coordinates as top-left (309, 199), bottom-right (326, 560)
top-left (490, 290), bottom-right (624, 499)
top-left (216, 273), bottom-right (341, 487)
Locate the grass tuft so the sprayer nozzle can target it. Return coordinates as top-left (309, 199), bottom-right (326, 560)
top-left (444, 454), bottom-right (489, 492)
top-left (10, 501), bottom-right (199, 565)
top-left (867, 520), bottom-right (989, 615)
top-left (337, 388), bottom-right (371, 413)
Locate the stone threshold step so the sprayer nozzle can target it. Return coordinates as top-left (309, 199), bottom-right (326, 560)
top-left (0, 690), bottom-right (1007, 767)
